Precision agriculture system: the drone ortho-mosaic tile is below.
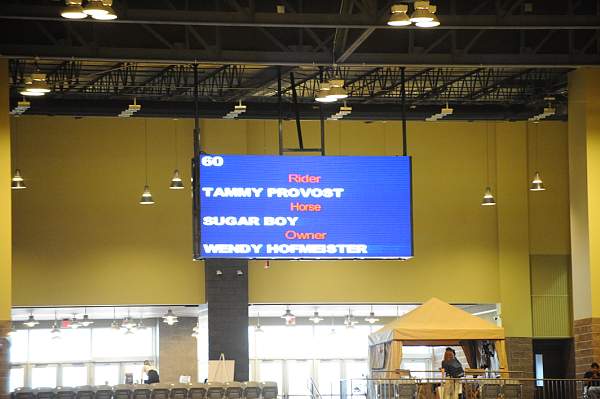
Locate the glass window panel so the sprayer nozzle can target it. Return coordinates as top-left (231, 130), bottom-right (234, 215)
top-left (31, 365), bottom-right (57, 388)
top-left (123, 363), bottom-right (144, 384)
top-left (344, 361), bottom-right (368, 396)
top-left (28, 329), bottom-right (91, 363)
top-left (94, 364), bottom-right (120, 386)
top-left (9, 330), bottom-right (29, 363)
top-left (91, 328), bottom-right (153, 360)
top-left (9, 368), bottom-right (25, 391)
top-left (259, 361), bottom-right (283, 391)
top-left (287, 360), bottom-right (312, 397)
top-left (253, 326), bottom-right (313, 359)
top-left (318, 361), bottom-right (340, 396)
top-left (62, 365), bottom-right (88, 387)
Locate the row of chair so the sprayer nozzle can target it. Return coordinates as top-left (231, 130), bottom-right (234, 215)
top-left (12, 382), bottom-right (278, 399)
top-left (480, 383), bottom-right (522, 399)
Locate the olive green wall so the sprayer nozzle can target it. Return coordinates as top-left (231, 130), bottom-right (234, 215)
top-left (10, 117), bottom-right (570, 336)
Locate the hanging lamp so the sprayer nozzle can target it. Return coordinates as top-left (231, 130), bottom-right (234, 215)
top-left (169, 120), bottom-right (184, 189)
top-left (163, 309), bottom-right (178, 325)
top-left (309, 311), bottom-right (324, 324)
top-left (24, 314), bottom-right (39, 328)
top-left (415, 5), bottom-right (440, 27)
top-left (388, 4), bottom-right (411, 26)
top-left (61, 0), bottom-right (87, 19)
top-left (140, 119), bottom-right (155, 205)
top-left (529, 123), bottom-right (547, 191)
top-left (410, 1), bottom-right (435, 23)
top-left (482, 122), bottom-right (497, 206)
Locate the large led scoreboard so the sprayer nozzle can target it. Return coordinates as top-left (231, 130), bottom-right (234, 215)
top-left (193, 155), bottom-right (413, 259)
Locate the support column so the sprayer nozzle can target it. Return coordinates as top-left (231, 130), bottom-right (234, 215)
top-left (568, 68), bottom-right (600, 377)
top-left (205, 260), bottom-right (249, 381)
top-left (0, 59), bottom-right (12, 399)
top-left (159, 317), bottom-right (198, 383)
top-left (496, 122), bottom-right (534, 397)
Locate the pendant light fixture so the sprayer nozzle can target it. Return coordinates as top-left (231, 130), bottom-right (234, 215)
top-left (80, 308), bottom-right (94, 327)
top-left (122, 308), bottom-right (137, 330)
top-left (137, 319), bottom-right (147, 330)
top-left (329, 318), bottom-right (336, 335)
top-left (20, 71), bottom-right (51, 97)
top-left (388, 4), bottom-right (411, 26)
top-left (344, 309), bottom-right (359, 328)
top-left (365, 306), bottom-right (380, 324)
top-left (169, 119), bottom-right (184, 190)
top-left (410, 1), bottom-right (435, 23)
top-left (111, 308), bottom-right (120, 331)
top-left (50, 311), bottom-right (61, 339)
top-left (11, 119), bottom-right (27, 190)
top-left (309, 310), bottom-right (324, 324)
top-left (280, 307), bottom-right (295, 322)
top-left (61, 0), bottom-right (87, 19)
top-left (140, 119), bottom-right (155, 205)
top-left (163, 309), bottom-right (178, 325)
top-left (83, 0), bottom-right (108, 17)
top-left (415, 5), bottom-right (440, 27)
top-left (482, 122), bottom-right (496, 206)
top-left (24, 314), bottom-right (39, 328)
top-left (69, 314), bottom-right (82, 329)
top-left (315, 82), bottom-right (336, 103)
top-left (529, 122), bottom-right (546, 191)
top-left (92, 0), bottom-right (117, 20)
top-left (255, 313), bottom-right (264, 333)
top-left (327, 80), bottom-right (348, 100)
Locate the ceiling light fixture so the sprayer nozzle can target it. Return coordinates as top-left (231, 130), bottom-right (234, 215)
top-left (281, 307), bottom-right (295, 323)
top-left (80, 309), bottom-right (94, 327)
top-left (51, 322), bottom-right (61, 340)
top-left (10, 100), bottom-right (31, 116)
top-left (140, 119), bottom-right (155, 205)
top-left (328, 104), bottom-right (352, 120)
top-left (92, 0), bottom-right (117, 20)
top-left (529, 122), bottom-right (546, 191)
top-left (425, 104), bottom-right (453, 121)
top-left (223, 101), bottom-right (247, 119)
top-left (315, 82), bottom-right (336, 103)
top-left (21, 73), bottom-right (51, 97)
top-left (255, 313), bottom-right (264, 333)
top-left (309, 311), bottom-right (324, 324)
top-left (415, 5), bottom-right (440, 27)
top-left (264, 260), bottom-right (270, 270)
top-left (169, 119), bottom-right (184, 190)
top-left (410, 1), bottom-right (434, 23)
top-left (24, 314), bottom-right (39, 328)
top-left (69, 314), bottom-right (82, 329)
top-left (344, 310), bottom-right (359, 328)
top-left (327, 80), bottom-right (348, 100)
top-left (11, 169), bottom-right (26, 190)
top-left (365, 306), bottom-right (380, 324)
top-left (11, 118), bottom-right (27, 190)
top-left (61, 0), bottom-right (87, 19)
top-left (482, 122), bottom-right (496, 206)
top-left (83, 0), bottom-right (108, 17)
top-left (388, 4), bottom-right (411, 26)
top-left (163, 309), bottom-right (178, 325)
top-left (118, 99), bottom-right (141, 117)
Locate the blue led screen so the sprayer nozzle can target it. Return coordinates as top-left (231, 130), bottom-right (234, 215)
top-left (198, 155), bottom-right (412, 259)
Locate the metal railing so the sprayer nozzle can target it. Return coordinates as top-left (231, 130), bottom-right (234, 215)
top-left (341, 377), bottom-right (594, 399)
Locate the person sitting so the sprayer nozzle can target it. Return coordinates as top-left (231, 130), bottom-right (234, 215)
top-left (142, 360), bottom-right (160, 384)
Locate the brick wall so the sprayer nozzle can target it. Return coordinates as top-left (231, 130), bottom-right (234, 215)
top-left (205, 259), bottom-right (249, 382)
top-left (0, 321), bottom-right (9, 399)
top-left (573, 318), bottom-right (600, 377)
top-left (158, 317), bottom-right (199, 383)
top-left (506, 337), bottom-right (534, 399)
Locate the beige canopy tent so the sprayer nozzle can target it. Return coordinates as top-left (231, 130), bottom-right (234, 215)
top-left (368, 298), bottom-right (508, 378)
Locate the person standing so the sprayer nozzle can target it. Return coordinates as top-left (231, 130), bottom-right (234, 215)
top-left (440, 348), bottom-right (464, 399)
top-left (585, 363), bottom-right (600, 399)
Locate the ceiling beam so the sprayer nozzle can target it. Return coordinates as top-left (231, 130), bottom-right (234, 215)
top-left (1, 6), bottom-right (599, 30)
top-left (2, 45), bottom-right (597, 67)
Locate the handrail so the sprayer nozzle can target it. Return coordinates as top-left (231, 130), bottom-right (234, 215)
top-left (308, 377), bottom-right (322, 399)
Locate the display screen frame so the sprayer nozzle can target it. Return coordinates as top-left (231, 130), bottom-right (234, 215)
top-left (192, 154), bottom-right (414, 261)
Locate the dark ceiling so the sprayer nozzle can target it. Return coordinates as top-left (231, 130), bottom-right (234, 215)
top-left (2, 0), bottom-right (598, 120)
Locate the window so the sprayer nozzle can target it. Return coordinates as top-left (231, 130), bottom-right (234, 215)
top-left (62, 365), bottom-right (88, 387)
top-left (287, 360), bottom-right (312, 397)
top-left (123, 363), bottom-right (144, 384)
top-left (9, 330), bottom-right (28, 363)
top-left (9, 367), bottom-right (25, 391)
top-left (318, 360), bottom-right (341, 397)
top-left (31, 365), bottom-right (57, 388)
top-left (92, 328), bottom-right (153, 360)
top-left (94, 364), bottom-right (120, 386)
top-left (9, 325), bottom-right (156, 388)
top-left (259, 360), bottom-right (283, 389)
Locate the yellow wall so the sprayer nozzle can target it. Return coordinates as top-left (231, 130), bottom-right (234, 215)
top-left (10, 116), bottom-right (570, 336)
top-left (0, 60), bottom-right (11, 320)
